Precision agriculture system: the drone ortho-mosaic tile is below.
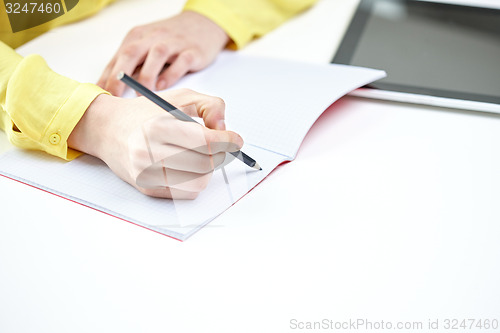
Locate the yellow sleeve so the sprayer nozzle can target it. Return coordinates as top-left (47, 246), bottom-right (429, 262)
top-left (183, 0), bottom-right (318, 49)
top-left (0, 41), bottom-right (108, 160)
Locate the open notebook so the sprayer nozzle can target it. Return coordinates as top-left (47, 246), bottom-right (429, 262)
top-left (0, 52), bottom-right (385, 240)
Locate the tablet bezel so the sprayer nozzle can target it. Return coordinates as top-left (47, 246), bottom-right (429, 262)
top-left (332, 0), bottom-right (500, 107)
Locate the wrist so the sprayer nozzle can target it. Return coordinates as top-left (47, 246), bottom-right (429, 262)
top-left (68, 93), bottom-right (116, 160)
top-left (183, 10), bottom-right (230, 49)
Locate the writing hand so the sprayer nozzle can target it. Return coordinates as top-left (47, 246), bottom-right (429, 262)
top-left (69, 89), bottom-right (242, 199)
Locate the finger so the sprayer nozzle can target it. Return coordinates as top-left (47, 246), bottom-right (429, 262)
top-left (97, 56), bottom-right (116, 88)
top-left (157, 50), bottom-right (199, 90)
top-left (138, 42), bottom-right (178, 92)
top-left (161, 150), bottom-right (227, 173)
top-left (130, 138), bottom-right (227, 174)
top-left (203, 128), bottom-right (244, 153)
top-left (141, 115), bottom-right (242, 154)
top-left (157, 89), bottom-right (227, 130)
top-left (198, 96), bottom-right (226, 130)
top-left (104, 43), bottom-right (148, 96)
top-left (135, 162), bottom-right (213, 193)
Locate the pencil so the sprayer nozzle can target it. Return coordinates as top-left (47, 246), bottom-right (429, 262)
top-left (117, 72), bottom-right (261, 170)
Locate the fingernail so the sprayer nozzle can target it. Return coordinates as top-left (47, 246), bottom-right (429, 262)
top-left (217, 120), bottom-right (226, 130)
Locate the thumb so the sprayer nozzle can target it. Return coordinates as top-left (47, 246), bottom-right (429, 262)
top-left (156, 89), bottom-right (227, 130)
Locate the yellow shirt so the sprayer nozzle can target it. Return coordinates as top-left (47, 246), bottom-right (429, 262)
top-left (0, 0), bottom-right (113, 160)
top-left (184, 0), bottom-right (317, 48)
top-left (1, 0), bottom-right (316, 160)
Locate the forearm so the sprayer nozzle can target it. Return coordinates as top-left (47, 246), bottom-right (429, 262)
top-left (67, 94), bottom-right (113, 160)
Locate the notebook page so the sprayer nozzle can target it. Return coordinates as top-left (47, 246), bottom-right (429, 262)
top-left (171, 52), bottom-right (387, 159)
top-left (0, 144), bottom-right (286, 240)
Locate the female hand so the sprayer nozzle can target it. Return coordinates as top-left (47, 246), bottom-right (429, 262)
top-left (98, 11), bottom-right (230, 96)
top-left (68, 89), bottom-right (243, 199)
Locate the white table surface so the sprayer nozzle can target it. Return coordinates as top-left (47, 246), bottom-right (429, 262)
top-left (1, 1), bottom-right (500, 332)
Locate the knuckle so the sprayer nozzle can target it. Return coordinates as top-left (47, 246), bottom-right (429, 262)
top-left (151, 26), bottom-right (168, 37)
top-left (122, 43), bottom-right (139, 59)
top-left (180, 51), bottom-right (195, 66)
top-left (201, 98), bottom-right (226, 121)
top-left (209, 97), bottom-right (226, 110)
top-left (151, 42), bottom-right (169, 57)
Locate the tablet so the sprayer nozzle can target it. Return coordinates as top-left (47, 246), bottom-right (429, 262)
top-left (332, 0), bottom-right (500, 113)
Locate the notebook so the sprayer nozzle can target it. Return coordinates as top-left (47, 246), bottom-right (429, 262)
top-left (0, 52), bottom-right (385, 240)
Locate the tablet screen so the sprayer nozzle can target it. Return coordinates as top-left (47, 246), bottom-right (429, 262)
top-left (333, 0), bottom-right (500, 104)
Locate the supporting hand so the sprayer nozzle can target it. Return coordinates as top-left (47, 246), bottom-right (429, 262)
top-left (98, 11), bottom-right (230, 96)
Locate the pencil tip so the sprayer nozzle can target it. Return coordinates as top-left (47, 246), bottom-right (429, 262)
top-left (253, 163), bottom-right (262, 171)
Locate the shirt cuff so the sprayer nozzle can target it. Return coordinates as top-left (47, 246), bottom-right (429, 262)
top-left (183, 0), bottom-right (255, 49)
top-left (5, 54), bottom-right (109, 160)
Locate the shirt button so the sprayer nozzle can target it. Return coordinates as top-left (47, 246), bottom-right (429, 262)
top-left (49, 133), bottom-right (61, 145)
